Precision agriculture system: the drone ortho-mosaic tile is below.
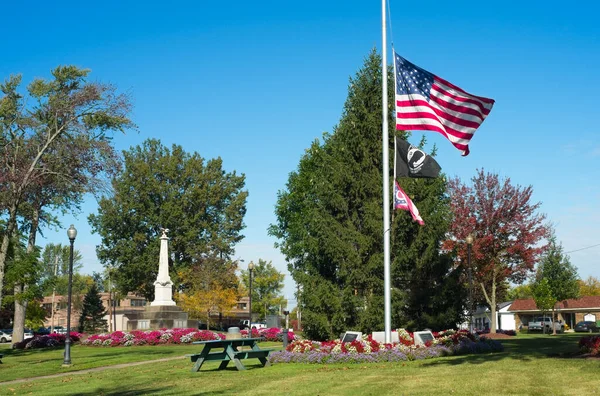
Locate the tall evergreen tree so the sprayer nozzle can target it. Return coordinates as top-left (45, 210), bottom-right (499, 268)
top-left (78, 283), bottom-right (107, 333)
top-left (270, 50), bottom-right (463, 340)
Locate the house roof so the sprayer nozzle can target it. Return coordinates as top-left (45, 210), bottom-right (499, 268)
top-left (509, 296), bottom-right (600, 312)
top-left (472, 301), bottom-right (512, 315)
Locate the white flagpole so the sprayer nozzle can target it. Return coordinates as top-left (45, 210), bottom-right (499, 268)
top-left (381, 0), bottom-right (392, 343)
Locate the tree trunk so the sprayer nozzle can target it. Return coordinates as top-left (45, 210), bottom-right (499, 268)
top-left (13, 205), bottom-right (40, 345)
top-left (0, 202), bottom-right (19, 307)
top-left (552, 306), bottom-right (557, 336)
top-left (490, 271), bottom-right (497, 333)
top-left (480, 268), bottom-right (498, 333)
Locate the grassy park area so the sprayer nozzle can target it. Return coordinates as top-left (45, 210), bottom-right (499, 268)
top-left (0, 333), bottom-right (599, 395)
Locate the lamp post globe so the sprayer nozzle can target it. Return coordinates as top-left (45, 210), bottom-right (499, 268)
top-left (63, 225), bottom-right (77, 366)
top-left (248, 262), bottom-right (255, 333)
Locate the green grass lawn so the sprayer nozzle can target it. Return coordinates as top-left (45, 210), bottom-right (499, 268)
top-left (1, 334), bottom-right (599, 395)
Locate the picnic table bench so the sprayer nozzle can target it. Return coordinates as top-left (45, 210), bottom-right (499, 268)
top-left (187, 338), bottom-right (273, 372)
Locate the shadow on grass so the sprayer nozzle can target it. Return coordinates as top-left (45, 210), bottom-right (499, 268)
top-left (68, 385), bottom-right (172, 395)
top-left (422, 334), bottom-right (582, 367)
top-left (69, 384), bottom-right (230, 396)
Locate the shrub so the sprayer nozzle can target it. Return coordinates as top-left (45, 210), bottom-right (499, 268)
top-left (240, 327), bottom-right (296, 342)
top-left (81, 328), bottom-right (226, 347)
top-left (579, 335), bottom-right (600, 355)
top-left (12, 332), bottom-right (83, 350)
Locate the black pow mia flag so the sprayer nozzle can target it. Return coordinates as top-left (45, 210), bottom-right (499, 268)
top-left (395, 137), bottom-right (441, 178)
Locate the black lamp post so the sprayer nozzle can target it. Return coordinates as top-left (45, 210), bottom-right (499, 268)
top-left (248, 262), bottom-right (254, 334)
top-left (466, 234), bottom-right (474, 333)
top-left (63, 224), bottom-right (77, 366)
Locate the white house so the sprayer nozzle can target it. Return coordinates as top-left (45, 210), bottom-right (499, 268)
top-left (462, 301), bottom-right (516, 331)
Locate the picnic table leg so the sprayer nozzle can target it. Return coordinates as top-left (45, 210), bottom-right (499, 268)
top-left (218, 359), bottom-right (230, 370)
top-left (226, 346), bottom-right (247, 371)
top-left (190, 348), bottom-right (211, 372)
top-left (191, 356), bottom-right (206, 372)
top-left (251, 343), bottom-right (271, 367)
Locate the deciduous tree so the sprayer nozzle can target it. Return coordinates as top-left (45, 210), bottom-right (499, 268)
top-left (89, 139), bottom-right (247, 300)
top-left (178, 284), bottom-right (238, 329)
top-left (532, 278), bottom-right (554, 334)
top-left (535, 235), bottom-right (579, 334)
top-left (444, 170), bottom-right (549, 333)
top-left (578, 276), bottom-right (600, 296)
top-left (241, 259), bottom-right (286, 320)
top-left (0, 66), bottom-right (133, 310)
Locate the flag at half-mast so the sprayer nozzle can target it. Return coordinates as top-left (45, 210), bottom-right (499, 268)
top-left (394, 51), bottom-right (494, 156)
top-left (394, 181), bottom-right (424, 226)
top-left (395, 137), bottom-right (441, 178)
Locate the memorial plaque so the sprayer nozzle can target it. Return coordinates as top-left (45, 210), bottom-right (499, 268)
top-left (341, 331), bottom-right (362, 343)
top-left (414, 330), bottom-right (435, 346)
top-left (371, 331), bottom-right (400, 343)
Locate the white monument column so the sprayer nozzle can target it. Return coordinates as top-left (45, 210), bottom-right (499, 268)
top-left (151, 228), bottom-right (176, 306)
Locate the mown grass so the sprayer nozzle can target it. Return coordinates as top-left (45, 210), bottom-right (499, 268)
top-left (1, 333), bottom-right (599, 395)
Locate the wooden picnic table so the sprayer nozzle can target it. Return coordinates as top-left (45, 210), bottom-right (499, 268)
top-left (187, 338), bottom-right (273, 372)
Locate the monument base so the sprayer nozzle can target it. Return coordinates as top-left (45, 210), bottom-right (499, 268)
top-left (124, 305), bottom-right (198, 331)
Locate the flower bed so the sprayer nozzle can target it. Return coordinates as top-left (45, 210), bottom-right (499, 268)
top-left (240, 327), bottom-right (296, 342)
top-left (12, 332), bottom-right (83, 350)
top-left (579, 335), bottom-right (600, 356)
top-left (81, 328), bottom-right (226, 347)
top-left (270, 329), bottom-right (503, 364)
top-left (476, 329), bottom-right (517, 337)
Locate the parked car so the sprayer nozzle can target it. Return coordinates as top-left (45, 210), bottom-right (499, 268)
top-left (35, 327), bottom-right (51, 336)
top-left (0, 331), bottom-right (11, 343)
top-left (574, 321), bottom-right (599, 333)
top-left (24, 330), bottom-right (34, 339)
top-left (528, 317), bottom-right (564, 333)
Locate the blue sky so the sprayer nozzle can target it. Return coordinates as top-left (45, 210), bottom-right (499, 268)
top-left (3, 1), bottom-right (599, 305)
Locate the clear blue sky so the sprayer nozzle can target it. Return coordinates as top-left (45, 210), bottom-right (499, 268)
top-left (3, 1), bottom-right (599, 305)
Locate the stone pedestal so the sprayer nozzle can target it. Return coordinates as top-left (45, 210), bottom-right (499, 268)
top-left (125, 306), bottom-right (198, 331)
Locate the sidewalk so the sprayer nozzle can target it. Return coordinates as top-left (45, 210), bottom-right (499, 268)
top-left (0, 355), bottom-right (186, 386)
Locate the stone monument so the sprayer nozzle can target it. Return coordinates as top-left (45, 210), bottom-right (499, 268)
top-left (123, 229), bottom-right (197, 330)
top-left (151, 228), bottom-right (176, 306)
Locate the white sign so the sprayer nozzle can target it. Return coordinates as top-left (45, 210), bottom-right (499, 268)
top-left (414, 330), bottom-right (435, 347)
top-left (584, 313), bottom-right (597, 322)
top-left (341, 331), bottom-right (362, 343)
top-left (371, 332), bottom-right (399, 344)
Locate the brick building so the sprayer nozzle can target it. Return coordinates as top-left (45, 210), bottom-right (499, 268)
top-left (42, 294), bottom-right (251, 332)
top-left (509, 296), bottom-right (600, 329)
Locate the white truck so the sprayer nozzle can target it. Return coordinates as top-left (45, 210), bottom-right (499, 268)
top-left (240, 320), bottom-right (267, 330)
top-left (528, 317), bottom-right (564, 333)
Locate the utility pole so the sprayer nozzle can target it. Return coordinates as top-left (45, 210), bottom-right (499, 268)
top-left (297, 285), bottom-right (301, 331)
top-left (50, 254), bottom-right (59, 333)
top-left (108, 274), bottom-right (113, 332)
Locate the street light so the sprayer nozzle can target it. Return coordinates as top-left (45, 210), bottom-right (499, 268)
top-left (248, 262), bottom-right (254, 334)
top-left (63, 225), bottom-right (77, 366)
top-left (466, 234), bottom-right (474, 334)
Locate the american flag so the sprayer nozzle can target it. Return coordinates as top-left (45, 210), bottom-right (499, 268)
top-left (394, 52), bottom-right (494, 156)
top-left (394, 181), bottom-right (424, 226)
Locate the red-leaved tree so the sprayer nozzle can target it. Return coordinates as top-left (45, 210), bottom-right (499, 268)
top-left (443, 169), bottom-right (549, 333)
